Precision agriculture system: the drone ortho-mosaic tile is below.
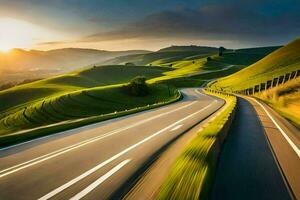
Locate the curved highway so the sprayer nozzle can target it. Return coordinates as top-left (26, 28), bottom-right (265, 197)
top-left (0, 88), bottom-right (224, 200)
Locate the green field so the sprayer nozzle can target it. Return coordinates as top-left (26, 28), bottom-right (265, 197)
top-left (0, 65), bottom-right (174, 136)
top-left (209, 38), bottom-right (300, 91)
top-left (0, 45), bottom-right (279, 146)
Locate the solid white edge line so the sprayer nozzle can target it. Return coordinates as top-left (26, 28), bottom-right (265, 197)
top-left (38, 100), bottom-right (216, 200)
top-left (70, 159), bottom-right (131, 200)
top-left (253, 98), bottom-right (300, 158)
top-left (0, 101), bottom-right (198, 178)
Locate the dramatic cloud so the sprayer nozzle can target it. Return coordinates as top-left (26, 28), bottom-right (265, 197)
top-left (81, 4), bottom-right (300, 46)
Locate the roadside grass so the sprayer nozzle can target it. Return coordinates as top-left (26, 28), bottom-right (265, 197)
top-left (0, 45), bottom-right (276, 147)
top-left (0, 83), bottom-right (179, 136)
top-left (0, 65), bottom-right (168, 115)
top-left (210, 38), bottom-right (300, 91)
top-left (0, 83), bottom-right (181, 147)
top-left (255, 77), bottom-right (300, 128)
top-left (158, 90), bottom-right (237, 200)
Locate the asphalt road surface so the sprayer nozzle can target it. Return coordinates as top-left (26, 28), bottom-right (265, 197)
top-left (0, 88), bottom-right (224, 200)
top-left (212, 97), bottom-right (295, 200)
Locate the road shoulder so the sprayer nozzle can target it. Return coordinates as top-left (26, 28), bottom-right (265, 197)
top-left (245, 96), bottom-right (300, 200)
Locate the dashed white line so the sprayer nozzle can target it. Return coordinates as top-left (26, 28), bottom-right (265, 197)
top-left (38, 100), bottom-right (216, 199)
top-left (0, 101), bottom-right (197, 178)
top-left (70, 159), bottom-right (131, 200)
top-left (170, 124), bottom-right (183, 131)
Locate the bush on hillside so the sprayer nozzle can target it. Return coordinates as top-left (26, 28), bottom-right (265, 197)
top-left (206, 57), bottom-right (212, 62)
top-left (219, 46), bottom-right (226, 56)
top-left (123, 76), bottom-right (149, 96)
top-left (125, 62), bottom-right (135, 66)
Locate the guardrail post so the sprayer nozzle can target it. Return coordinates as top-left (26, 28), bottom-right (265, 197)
top-left (272, 77), bottom-right (278, 87)
top-left (284, 73), bottom-right (291, 83)
top-left (278, 75), bottom-right (284, 85)
top-left (260, 83), bottom-right (266, 92)
top-left (266, 80), bottom-right (272, 89)
top-left (296, 70), bottom-right (300, 78)
top-left (290, 71), bottom-right (296, 80)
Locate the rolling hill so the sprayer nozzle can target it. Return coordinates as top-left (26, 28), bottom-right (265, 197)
top-left (209, 38), bottom-right (300, 91)
top-left (0, 44), bottom-right (280, 146)
top-left (0, 64), bottom-right (176, 138)
top-left (0, 48), bottom-right (150, 84)
top-left (102, 45), bottom-right (220, 66)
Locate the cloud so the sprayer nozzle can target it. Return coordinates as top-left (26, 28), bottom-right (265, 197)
top-left (80, 4), bottom-right (300, 46)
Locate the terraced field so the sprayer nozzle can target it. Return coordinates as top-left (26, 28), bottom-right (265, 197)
top-left (0, 45), bottom-right (279, 144)
top-left (0, 84), bottom-right (178, 135)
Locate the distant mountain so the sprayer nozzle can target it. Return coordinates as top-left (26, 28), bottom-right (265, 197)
top-left (158, 45), bottom-right (219, 53)
top-left (0, 48), bottom-right (151, 84)
top-left (102, 45), bottom-right (220, 66)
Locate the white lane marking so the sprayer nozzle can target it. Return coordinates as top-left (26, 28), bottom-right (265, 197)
top-left (253, 99), bottom-right (300, 158)
top-left (70, 159), bottom-right (131, 200)
top-left (0, 98), bottom-right (192, 152)
top-left (38, 101), bottom-right (216, 199)
top-left (0, 101), bottom-right (197, 178)
top-left (170, 124), bottom-right (183, 131)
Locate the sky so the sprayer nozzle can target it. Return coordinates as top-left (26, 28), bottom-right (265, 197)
top-left (0, 0), bottom-right (300, 51)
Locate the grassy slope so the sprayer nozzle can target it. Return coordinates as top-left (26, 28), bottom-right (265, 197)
top-left (210, 38), bottom-right (300, 91)
top-left (256, 77), bottom-right (300, 127)
top-left (0, 45), bottom-right (278, 143)
top-left (0, 65), bottom-right (172, 136)
top-left (0, 65), bottom-right (168, 115)
top-left (149, 47), bottom-right (276, 86)
top-left (0, 84), bottom-right (179, 136)
top-left (158, 90), bottom-right (237, 200)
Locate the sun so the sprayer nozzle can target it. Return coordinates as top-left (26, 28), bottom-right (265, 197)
top-left (0, 17), bottom-right (62, 52)
top-left (0, 18), bottom-right (35, 51)
top-left (0, 45), bottom-right (13, 52)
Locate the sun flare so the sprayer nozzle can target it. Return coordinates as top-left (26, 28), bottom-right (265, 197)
top-left (0, 18), bottom-right (63, 51)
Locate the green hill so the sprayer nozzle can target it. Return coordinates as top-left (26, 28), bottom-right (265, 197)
top-left (210, 38), bottom-right (300, 91)
top-left (0, 65), bottom-right (176, 136)
top-left (0, 84), bottom-right (178, 136)
top-left (157, 45), bottom-right (218, 53)
top-left (0, 48), bottom-right (151, 84)
top-left (0, 44), bottom-right (280, 146)
top-left (0, 65), bottom-right (169, 114)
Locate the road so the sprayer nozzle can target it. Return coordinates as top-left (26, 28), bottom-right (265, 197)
top-left (212, 96), bottom-right (299, 200)
top-left (0, 88), bottom-right (224, 200)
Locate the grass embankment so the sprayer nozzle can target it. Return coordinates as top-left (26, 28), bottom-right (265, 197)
top-left (158, 90), bottom-right (237, 200)
top-left (210, 38), bottom-right (300, 91)
top-left (0, 45), bottom-right (277, 146)
top-left (0, 83), bottom-right (180, 147)
top-left (256, 77), bottom-right (300, 128)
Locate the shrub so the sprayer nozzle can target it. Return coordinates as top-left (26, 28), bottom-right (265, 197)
top-left (207, 57), bottom-right (212, 62)
top-left (218, 46), bottom-right (226, 56)
top-left (123, 76), bottom-right (149, 96)
top-left (125, 62), bottom-right (135, 66)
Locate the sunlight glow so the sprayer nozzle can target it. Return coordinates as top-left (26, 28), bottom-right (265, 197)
top-left (0, 18), bottom-right (64, 52)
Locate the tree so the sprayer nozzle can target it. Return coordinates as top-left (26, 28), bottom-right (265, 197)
top-left (123, 76), bottom-right (148, 96)
top-left (219, 46), bottom-right (226, 56)
top-left (125, 62), bottom-right (135, 66)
